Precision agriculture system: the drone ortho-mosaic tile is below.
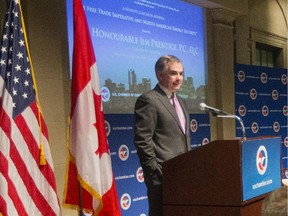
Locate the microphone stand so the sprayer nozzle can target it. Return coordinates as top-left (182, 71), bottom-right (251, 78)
top-left (200, 103), bottom-right (246, 140)
top-left (216, 113), bottom-right (246, 140)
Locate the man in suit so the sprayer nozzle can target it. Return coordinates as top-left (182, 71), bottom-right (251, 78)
top-left (134, 55), bottom-right (191, 216)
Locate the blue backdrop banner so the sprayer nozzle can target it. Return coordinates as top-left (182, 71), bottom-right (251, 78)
top-left (234, 64), bottom-right (288, 178)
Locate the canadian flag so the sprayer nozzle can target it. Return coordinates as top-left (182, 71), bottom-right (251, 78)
top-left (63, 0), bottom-right (121, 215)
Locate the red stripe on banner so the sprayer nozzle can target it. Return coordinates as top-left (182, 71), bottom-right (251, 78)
top-left (19, 102), bottom-right (58, 193)
top-left (0, 151), bottom-right (28, 216)
top-left (0, 100), bottom-right (11, 139)
top-left (0, 194), bottom-right (8, 216)
top-left (9, 135), bottom-right (56, 216)
top-left (15, 113), bottom-right (58, 192)
top-left (0, 107), bottom-right (56, 216)
top-left (14, 113), bottom-right (39, 162)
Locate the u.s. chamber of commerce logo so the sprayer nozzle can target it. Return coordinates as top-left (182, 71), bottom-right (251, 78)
top-left (283, 105), bottom-right (287, 116)
top-left (136, 167), bottom-right (144, 183)
top-left (105, 120), bottom-right (111, 137)
top-left (262, 105), bottom-right (269, 117)
top-left (273, 122), bottom-right (280, 133)
top-left (256, 146), bottom-right (268, 175)
top-left (118, 144), bottom-right (129, 161)
top-left (202, 138), bottom-right (209, 145)
top-left (271, 89), bottom-right (279, 101)
top-left (251, 122), bottom-right (259, 134)
top-left (190, 119), bottom-right (198, 133)
top-left (101, 86), bottom-right (110, 102)
top-left (250, 89), bottom-right (257, 100)
top-left (260, 72), bottom-right (268, 84)
top-left (237, 70), bottom-right (245, 82)
top-left (285, 169), bottom-right (288, 179)
top-left (238, 105), bottom-right (246, 117)
top-left (120, 193), bottom-right (131, 210)
top-left (281, 74), bottom-right (287, 85)
top-left (284, 137), bottom-right (288, 148)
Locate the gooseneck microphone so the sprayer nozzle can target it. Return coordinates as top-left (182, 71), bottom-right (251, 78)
top-left (199, 103), bottom-right (228, 116)
top-left (199, 103), bottom-right (246, 140)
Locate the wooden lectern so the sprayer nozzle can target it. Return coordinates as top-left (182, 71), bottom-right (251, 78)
top-left (162, 137), bottom-right (282, 216)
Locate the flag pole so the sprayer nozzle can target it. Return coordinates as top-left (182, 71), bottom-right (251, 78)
top-left (78, 182), bottom-right (83, 216)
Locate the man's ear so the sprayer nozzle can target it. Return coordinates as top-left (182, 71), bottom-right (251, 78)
top-left (156, 71), bottom-right (162, 81)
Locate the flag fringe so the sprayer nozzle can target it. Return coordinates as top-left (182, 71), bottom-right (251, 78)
top-left (63, 117), bottom-right (72, 207)
top-left (39, 142), bottom-right (46, 165)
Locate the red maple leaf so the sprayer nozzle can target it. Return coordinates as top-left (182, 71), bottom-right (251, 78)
top-left (93, 91), bottom-right (109, 157)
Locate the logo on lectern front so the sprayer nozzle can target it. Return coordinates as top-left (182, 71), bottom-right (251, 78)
top-left (256, 145), bottom-right (268, 175)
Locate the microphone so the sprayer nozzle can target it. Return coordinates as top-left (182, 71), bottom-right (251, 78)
top-left (199, 103), bottom-right (246, 140)
top-left (199, 103), bottom-right (228, 116)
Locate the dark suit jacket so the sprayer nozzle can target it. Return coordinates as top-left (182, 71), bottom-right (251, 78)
top-left (134, 84), bottom-right (191, 178)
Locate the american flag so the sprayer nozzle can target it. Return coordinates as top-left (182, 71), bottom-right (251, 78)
top-left (0, 0), bottom-right (61, 215)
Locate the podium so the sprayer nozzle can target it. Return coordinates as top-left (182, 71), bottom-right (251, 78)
top-left (162, 137), bottom-right (282, 216)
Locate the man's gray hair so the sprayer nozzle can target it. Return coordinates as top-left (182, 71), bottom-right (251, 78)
top-left (155, 55), bottom-right (182, 74)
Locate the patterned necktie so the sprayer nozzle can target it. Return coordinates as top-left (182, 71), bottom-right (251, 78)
top-left (172, 94), bottom-right (186, 134)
